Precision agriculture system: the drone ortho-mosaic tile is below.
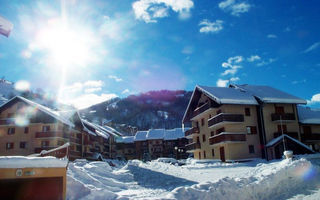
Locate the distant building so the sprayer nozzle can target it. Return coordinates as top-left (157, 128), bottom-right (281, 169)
top-left (182, 84), bottom-right (316, 162)
top-left (0, 96), bottom-right (122, 160)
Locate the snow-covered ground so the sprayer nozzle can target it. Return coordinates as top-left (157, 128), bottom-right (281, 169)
top-left (67, 156), bottom-right (320, 200)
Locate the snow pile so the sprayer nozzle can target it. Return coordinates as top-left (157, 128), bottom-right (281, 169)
top-left (168, 158), bottom-right (320, 200)
top-left (0, 156), bottom-right (68, 168)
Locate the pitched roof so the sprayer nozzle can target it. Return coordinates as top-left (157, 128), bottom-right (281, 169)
top-left (232, 84), bottom-right (306, 104)
top-left (197, 85), bottom-right (259, 105)
top-left (297, 106), bottom-right (320, 124)
top-left (0, 96), bottom-right (75, 127)
top-left (116, 136), bottom-right (134, 143)
top-left (134, 131), bottom-right (148, 141)
top-left (266, 134), bottom-right (314, 153)
top-left (81, 119), bottom-right (123, 139)
top-left (146, 129), bottom-right (165, 140)
top-left (163, 128), bottom-right (187, 140)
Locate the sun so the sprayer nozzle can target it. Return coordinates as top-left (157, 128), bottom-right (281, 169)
top-left (33, 18), bottom-right (98, 68)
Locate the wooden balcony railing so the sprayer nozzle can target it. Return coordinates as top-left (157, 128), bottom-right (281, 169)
top-left (34, 147), bottom-right (58, 153)
top-left (69, 137), bottom-right (81, 144)
top-left (301, 133), bottom-right (320, 141)
top-left (274, 132), bottom-right (299, 139)
top-left (185, 127), bottom-right (200, 137)
top-left (209, 133), bottom-right (246, 145)
top-left (35, 131), bottom-right (66, 138)
top-left (271, 113), bottom-right (295, 121)
top-left (185, 142), bottom-right (201, 151)
top-left (192, 103), bottom-right (211, 118)
top-left (0, 118), bottom-right (15, 125)
top-left (208, 113), bottom-right (244, 127)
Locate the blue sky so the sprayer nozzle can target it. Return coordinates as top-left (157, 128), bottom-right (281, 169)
top-left (0, 0), bottom-right (319, 108)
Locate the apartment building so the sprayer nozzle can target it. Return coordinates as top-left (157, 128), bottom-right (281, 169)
top-left (115, 136), bottom-right (136, 160)
top-left (182, 85), bottom-right (315, 162)
top-left (0, 96), bottom-right (121, 160)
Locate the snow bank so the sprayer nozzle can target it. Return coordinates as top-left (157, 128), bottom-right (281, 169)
top-left (168, 158), bottom-right (320, 200)
top-left (0, 156), bottom-right (68, 168)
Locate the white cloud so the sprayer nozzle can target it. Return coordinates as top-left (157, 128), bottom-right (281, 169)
top-left (218, 0), bottom-right (251, 16)
top-left (307, 93), bottom-right (320, 105)
top-left (83, 80), bottom-right (103, 88)
top-left (216, 79), bottom-right (229, 87)
top-left (182, 46), bottom-right (194, 54)
top-left (199, 19), bottom-right (223, 34)
top-left (257, 58), bottom-right (276, 67)
top-left (64, 93), bottom-right (117, 109)
top-left (247, 55), bottom-right (261, 62)
top-left (267, 34), bottom-right (277, 39)
top-left (230, 77), bottom-right (240, 82)
top-left (303, 42), bottom-right (320, 53)
top-left (21, 50), bottom-right (32, 59)
top-left (122, 89), bottom-right (130, 94)
top-left (221, 56), bottom-right (243, 76)
top-left (108, 75), bottom-right (123, 82)
top-left (84, 87), bottom-right (102, 93)
top-left (15, 80), bottom-right (31, 92)
top-left (132, 0), bottom-right (194, 23)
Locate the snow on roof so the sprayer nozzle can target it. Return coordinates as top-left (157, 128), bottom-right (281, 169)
top-left (146, 129), bottom-right (165, 140)
top-left (197, 85), bottom-right (258, 105)
top-left (116, 136), bottom-right (134, 143)
top-left (233, 84), bottom-right (306, 104)
top-left (297, 106), bottom-right (320, 124)
top-left (81, 119), bottom-right (110, 139)
top-left (266, 134), bottom-right (314, 152)
top-left (0, 96), bottom-right (75, 127)
top-left (0, 156), bottom-right (68, 168)
top-left (164, 128), bottom-right (187, 140)
top-left (134, 131), bottom-right (148, 141)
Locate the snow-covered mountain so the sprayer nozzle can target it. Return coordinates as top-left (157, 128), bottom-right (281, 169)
top-left (80, 90), bottom-right (192, 131)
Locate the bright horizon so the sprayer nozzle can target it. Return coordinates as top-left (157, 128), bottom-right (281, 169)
top-left (0, 0), bottom-right (320, 109)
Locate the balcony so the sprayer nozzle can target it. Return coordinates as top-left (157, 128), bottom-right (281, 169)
top-left (69, 150), bottom-right (81, 157)
top-left (35, 131), bottom-right (66, 138)
top-left (301, 133), bottom-right (320, 142)
top-left (34, 146), bottom-right (58, 153)
top-left (191, 103), bottom-right (212, 119)
top-left (69, 137), bottom-right (81, 144)
top-left (208, 113), bottom-right (244, 128)
top-left (185, 142), bottom-right (201, 152)
top-left (0, 118), bottom-right (15, 125)
top-left (271, 113), bottom-right (295, 122)
top-left (185, 127), bottom-right (200, 138)
top-left (209, 133), bottom-right (246, 145)
top-left (83, 152), bottom-right (94, 158)
top-left (274, 132), bottom-right (299, 140)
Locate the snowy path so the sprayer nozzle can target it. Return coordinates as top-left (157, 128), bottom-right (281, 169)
top-left (67, 157), bottom-right (320, 200)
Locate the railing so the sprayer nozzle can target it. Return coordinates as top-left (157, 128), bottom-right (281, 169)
top-left (209, 133), bottom-right (246, 145)
top-left (192, 103), bottom-right (211, 118)
top-left (69, 137), bottom-right (81, 144)
top-left (0, 118), bottom-right (15, 125)
top-left (34, 147), bottom-right (58, 153)
top-left (271, 113), bottom-right (295, 121)
top-left (185, 127), bottom-right (200, 137)
top-left (185, 142), bottom-right (201, 151)
top-left (274, 132), bottom-right (299, 139)
top-left (35, 131), bottom-right (66, 138)
top-left (208, 113), bottom-right (244, 127)
top-left (301, 133), bottom-right (320, 141)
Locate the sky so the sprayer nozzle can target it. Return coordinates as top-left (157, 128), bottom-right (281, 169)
top-left (0, 0), bottom-right (319, 109)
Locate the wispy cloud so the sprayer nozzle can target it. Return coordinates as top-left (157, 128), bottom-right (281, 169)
top-left (122, 89), bottom-right (130, 94)
top-left (267, 34), bottom-right (277, 39)
top-left (182, 46), bottom-right (194, 54)
top-left (247, 55), bottom-right (261, 62)
top-left (108, 75), bottom-right (123, 82)
top-left (257, 58), bottom-right (276, 67)
top-left (132, 0), bottom-right (194, 23)
top-left (307, 93), bottom-right (320, 105)
top-left (291, 79), bottom-right (306, 85)
top-left (303, 42), bottom-right (320, 53)
top-left (218, 0), bottom-right (251, 16)
top-left (199, 19), bottom-right (223, 34)
top-left (216, 79), bottom-right (229, 87)
top-left (221, 56), bottom-right (243, 76)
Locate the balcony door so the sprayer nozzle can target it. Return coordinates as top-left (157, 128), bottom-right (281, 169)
top-left (303, 126), bottom-right (312, 134)
top-left (219, 147), bottom-right (225, 162)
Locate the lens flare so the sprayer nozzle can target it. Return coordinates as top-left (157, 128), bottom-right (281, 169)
top-left (292, 161), bottom-right (318, 181)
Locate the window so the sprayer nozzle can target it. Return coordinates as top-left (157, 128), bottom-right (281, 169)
top-left (247, 126), bottom-right (257, 134)
top-left (216, 127), bottom-right (225, 135)
top-left (210, 131), bottom-right (214, 136)
top-left (277, 125), bottom-right (287, 133)
top-left (7, 128), bottom-right (15, 135)
top-left (249, 145), bottom-right (255, 154)
top-left (209, 114), bottom-right (212, 119)
top-left (212, 149), bottom-right (215, 157)
top-left (6, 142), bottom-right (14, 149)
top-left (20, 142), bottom-right (27, 149)
top-left (24, 127), bottom-right (29, 134)
top-left (303, 126), bottom-right (312, 134)
top-left (203, 151), bottom-right (206, 158)
top-left (201, 118), bottom-right (205, 126)
top-left (202, 134), bottom-right (206, 142)
top-left (245, 108), bottom-right (251, 116)
top-left (275, 106), bottom-right (284, 114)
top-left (216, 109), bottom-right (222, 114)
top-left (41, 141), bottom-right (49, 147)
top-left (7, 113), bottom-right (14, 118)
top-left (196, 121), bottom-right (199, 128)
top-left (196, 137), bottom-right (200, 143)
top-left (76, 145), bottom-right (82, 152)
top-left (42, 126), bottom-right (50, 132)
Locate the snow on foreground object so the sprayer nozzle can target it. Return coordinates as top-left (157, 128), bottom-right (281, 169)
top-left (67, 158), bottom-right (320, 200)
top-left (169, 158), bottom-right (320, 200)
